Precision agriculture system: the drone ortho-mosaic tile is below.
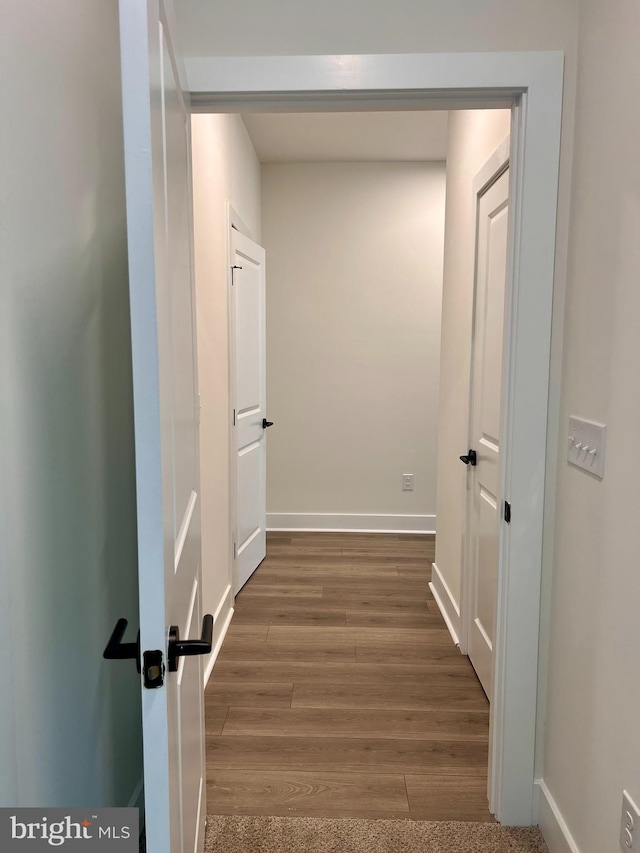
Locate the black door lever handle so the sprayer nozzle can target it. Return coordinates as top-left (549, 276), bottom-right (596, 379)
top-left (459, 449), bottom-right (477, 466)
top-left (262, 418), bottom-right (274, 429)
top-left (168, 614), bottom-right (214, 672)
top-left (103, 618), bottom-right (141, 673)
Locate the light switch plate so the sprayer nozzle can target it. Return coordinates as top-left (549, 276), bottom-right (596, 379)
top-left (568, 416), bottom-right (606, 479)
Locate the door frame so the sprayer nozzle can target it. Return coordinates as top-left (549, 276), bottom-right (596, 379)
top-left (187, 51), bottom-right (564, 827)
top-left (459, 136), bottom-right (511, 657)
top-left (226, 203), bottom-right (258, 601)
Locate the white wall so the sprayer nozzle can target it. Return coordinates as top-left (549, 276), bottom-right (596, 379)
top-left (176, 0), bottom-right (576, 59)
top-left (434, 110), bottom-right (511, 612)
top-left (261, 162), bottom-right (445, 530)
top-left (191, 114), bottom-right (261, 665)
top-left (0, 1), bottom-right (141, 806)
top-left (538, 0), bottom-right (640, 850)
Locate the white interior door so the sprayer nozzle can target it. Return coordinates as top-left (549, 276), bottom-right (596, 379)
top-left (231, 229), bottom-right (268, 594)
top-left (119, 3), bottom-right (207, 852)
top-left (465, 162), bottom-right (510, 698)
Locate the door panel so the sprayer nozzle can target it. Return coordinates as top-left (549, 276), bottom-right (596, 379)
top-left (231, 230), bottom-right (267, 594)
top-left (467, 166), bottom-right (509, 698)
top-left (119, 2), bottom-right (206, 852)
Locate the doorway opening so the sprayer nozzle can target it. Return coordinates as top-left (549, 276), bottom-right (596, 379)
top-left (206, 106), bottom-right (508, 822)
top-left (187, 51), bottom-right (562, 829)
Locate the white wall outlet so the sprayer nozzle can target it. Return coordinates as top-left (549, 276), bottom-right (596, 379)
top-left (567, 416), bottom-right (606, 479)
top-left (402, 474), bottom-right (414, 491)
top-left (620, 790), bottom-right (640, 852)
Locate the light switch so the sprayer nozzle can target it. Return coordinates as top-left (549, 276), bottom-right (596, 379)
top-left (567, 416), bottom-right (606, 479)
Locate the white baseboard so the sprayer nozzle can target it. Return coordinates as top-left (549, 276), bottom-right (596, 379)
top-left (203, 584), bottom-right (234, 687)
top-left (266, 513), bottom-right (436, 534)
top-left (536, 780), bottom-right (581, 853)
top-left (429, 562), bottom-right (461, 646)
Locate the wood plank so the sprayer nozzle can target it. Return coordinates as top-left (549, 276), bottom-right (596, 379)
top-left (265, 546), bottom-right (342, 557)
top-left (356, 639), bottom-right (466, 665)
top-left (222, 707), bottom-right (489, 741)
top-left (291, 680), bottom-right (488, 711)
top-left (217, 639), bottom-right (357, 663)
top-left (289, 532), bottom-right (404, 542)
top-left (339, 553), bottom-right (429, 565)
top-left (212, 660), bottom-right (480, 685)
top-left (206, 705), bottom-right (230, 736)
top-left (397, 566), bottom-right (434, 578)
top-left (206, 769), bottom-right (410, 818)
top-left (339, 543), bottom-right (429, 555)
top-left (405, 773), bottom-right (494, 822)
top-left (321, 588), bottom-right (433, 608)
top-left (249, 566), bottom-right (402, 582)
top-left (238, 584), bottom-right (324, 598)
top-left (345, 610), bottom-right (449, 629)
top-left (232, 604), bottom-right (347, 627)
top-left (267, 626), bottom-right (455, 645)
top-left (208, 735), bottom-right (488, 774)
top-left (223, 625), bottom-right (269, 642)
top-left (232, 607), bottom-right (347, 627)
top-left (322, 579), bottom-right (429, 612)
top-left (206, 682), bottom-right (293, 708)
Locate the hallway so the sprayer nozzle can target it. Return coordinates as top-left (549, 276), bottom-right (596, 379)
top-left (205, 533), bottom-right (492, 821)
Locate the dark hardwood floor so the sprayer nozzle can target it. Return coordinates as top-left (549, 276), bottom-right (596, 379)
top-left (205, 532), bottom-right (492, 821)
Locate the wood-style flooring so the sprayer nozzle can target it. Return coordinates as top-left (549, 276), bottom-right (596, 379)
top-left (205, 532), bottom-right (492, 821)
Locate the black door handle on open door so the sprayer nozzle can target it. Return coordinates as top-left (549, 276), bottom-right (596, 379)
top-left (168, 614), bottom-right (214, 672)
top-left (459, 449), bottom-right (477, 466)
top-left (262, 418), bottom-right (274, 429)
top-left (103, 618), bottom-right (141, 673)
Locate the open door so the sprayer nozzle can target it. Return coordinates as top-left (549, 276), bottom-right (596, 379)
top-left (464, 149), bottom-right (510, 698)
top-left (118, 2), bottom-right (208, 851)
top-left (231, 229), bottom-right (268, 593)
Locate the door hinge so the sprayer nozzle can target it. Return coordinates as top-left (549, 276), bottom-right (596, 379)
top-left (232, 408), bottom-right (236, 426)
top-left (233, 542), bottom-right (237, 560)
top-left (231, 264), bottom-right (242, 284)
top-left (142, 649), bottom-right (165, 689)
top-left (504, 501), bottom-right (511, 524)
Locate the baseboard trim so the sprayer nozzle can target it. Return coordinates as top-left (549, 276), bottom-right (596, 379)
top-left (266, 513), bottom-right (436, 534)
top-left (429, 562), bottom-right (461, 646)
top-left (203, 584), bottom-right (234, 687)
top-left (536, 780), bottom-right (581, 853)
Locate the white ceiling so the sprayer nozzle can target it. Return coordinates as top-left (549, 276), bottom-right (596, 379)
top-left (241, 111), bottom-right (448, 163)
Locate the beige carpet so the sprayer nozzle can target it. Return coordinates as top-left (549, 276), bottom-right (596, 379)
top-left (205, 816), bottom-right (548, 852)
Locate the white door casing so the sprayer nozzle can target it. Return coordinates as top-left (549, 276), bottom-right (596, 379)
top-left (119, 2), bottom-right (206, 852)
top-left (465, 154), bottom-right (510, 698)
top-left (185, 53), bottom-right (565, 826)
top-left (231, 229), bottom-right (267, 594)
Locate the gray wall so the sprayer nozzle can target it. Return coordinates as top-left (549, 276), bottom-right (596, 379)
top-left (0, 1), bottom-right (142, 807)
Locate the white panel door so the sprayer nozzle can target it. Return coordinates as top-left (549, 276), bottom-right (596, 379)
top-left (231, 229), bottom-right (268, 593)
top-left (466, 166), bottom-right (510, 698)
top-left (119, 3), bottom-right (207, 852)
